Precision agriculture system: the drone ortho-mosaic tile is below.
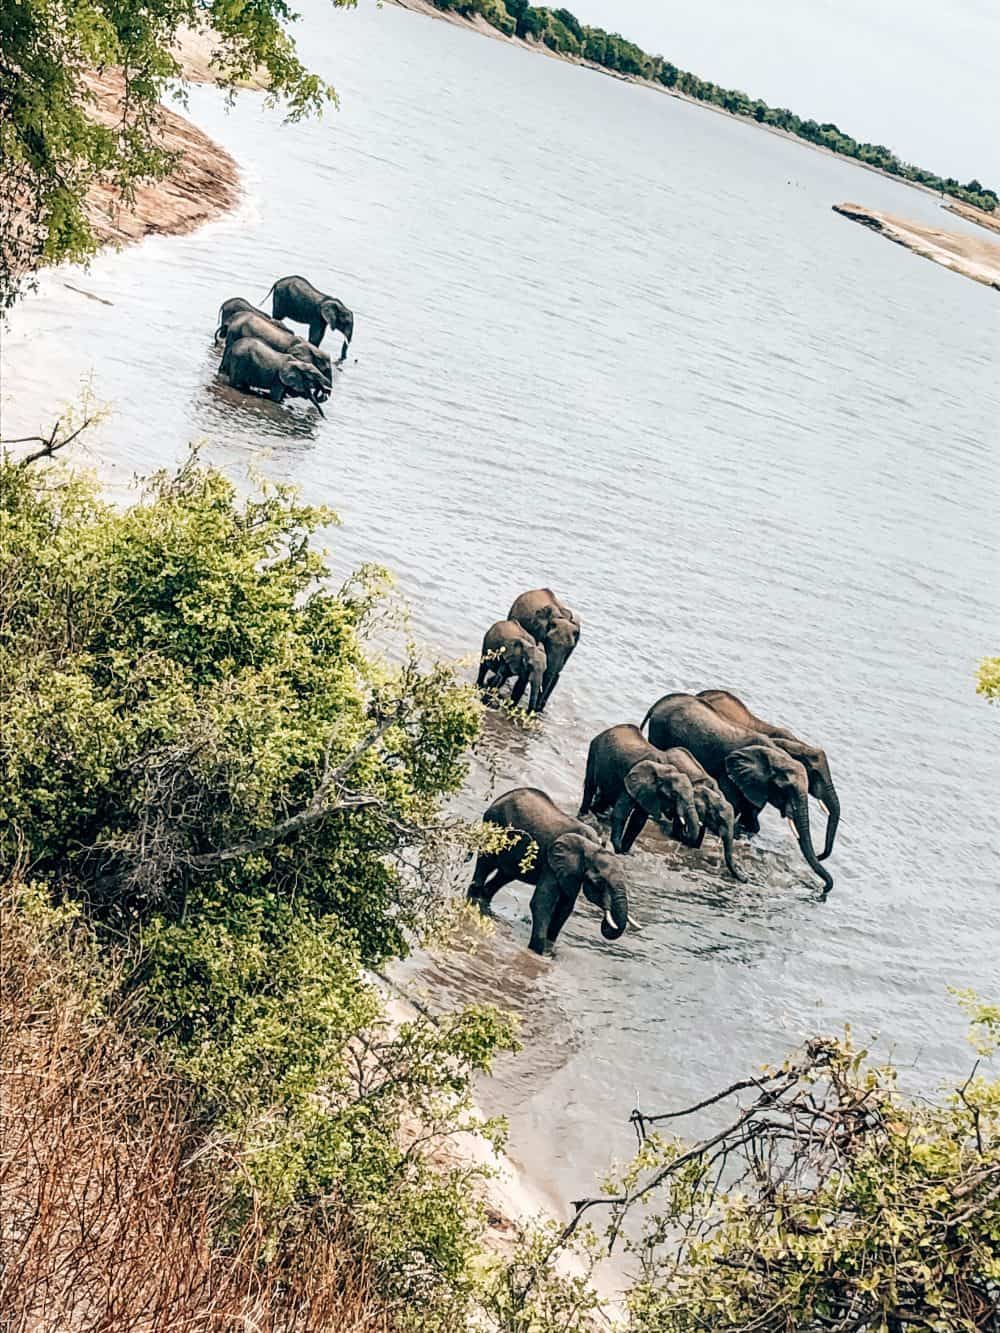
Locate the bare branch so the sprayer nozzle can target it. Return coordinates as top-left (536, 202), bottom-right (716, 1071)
top-left (4, 415), bottom-right (99, 466)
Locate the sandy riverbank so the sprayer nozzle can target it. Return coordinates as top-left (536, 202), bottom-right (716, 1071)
top-left (944, 200), bottom-right (1000, 237)
top-left (77, 24), bottom-right (265, 257)
top-left (81, 69), bottom-right (240, 253)
top-left (833, 203), bottom-right (1000, 290)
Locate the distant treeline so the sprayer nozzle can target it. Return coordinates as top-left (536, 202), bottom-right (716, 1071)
top-left (432, 0), bottom-right (998, 214)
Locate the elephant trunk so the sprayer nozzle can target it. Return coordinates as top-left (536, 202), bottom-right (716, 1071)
top-left (311, 390), bottom-right (326, 418)
top-left (816, 781), bottom-right (841, 861)
top-left (527, 675), bottom-right (542, 714)
top-left (719, 812), bottom-right (745, 882)
top-left (790, 797), bottom-right (833, 896)
top-left (600, 888), bottom-right (629, 940)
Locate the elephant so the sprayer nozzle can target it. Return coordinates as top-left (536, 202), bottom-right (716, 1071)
top-left (656, 746), bottom-right (745, 881)
top-left (263, 276), bottom-right (354, 359)
top-left (698, 689), bottom-right (840, 861)
top-left (220, 336), bottom-right (329, 415)
top-left (215, 297), bottom-right (257, 342)
top-left (579, 724), bottom-right (700, 855)
top-left (641, 693), bottom-right (833, 895)
top-left (225, 310), bottom-right (334, 382)
top-left (467, 788), bottom-right (631, 954)
top-left (508, 589), bottom-right (580, 711)
top-left (477, 620), bottom-right (547, 714)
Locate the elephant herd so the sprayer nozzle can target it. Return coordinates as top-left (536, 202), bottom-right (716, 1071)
top-left (212, 275), bottom-right (355, 416)
top-left (471, 592), bottom-right (841, 955)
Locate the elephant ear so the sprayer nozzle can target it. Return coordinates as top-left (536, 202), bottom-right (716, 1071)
top-left (624, 761), bottom-right (665, 817)
top-left (725, 746), bottom-right (772, 808)
top-left (548, 833), bottom-right (590, 889)
top-left (279, 360), bottom-right (308, 391)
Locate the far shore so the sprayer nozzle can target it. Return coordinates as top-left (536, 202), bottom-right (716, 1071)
top-left (387, 0), bottom-right (993, 213)
top-left (833, 202), bottom-right (1000, 290)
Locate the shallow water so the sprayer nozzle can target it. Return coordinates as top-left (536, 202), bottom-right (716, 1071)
top-left (3, 0), bottom-right (999, 1220)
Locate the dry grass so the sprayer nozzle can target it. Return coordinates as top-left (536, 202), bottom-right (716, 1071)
top-left (0, 894), bottom-right (398, 1333)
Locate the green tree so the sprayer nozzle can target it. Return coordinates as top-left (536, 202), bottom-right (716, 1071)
top-left (0, 0), bottom-right (356, 309)
top-left (503, 1006), bottom-right (1000, 1331)
top-left (0, 440), bottom-right (524, 1323)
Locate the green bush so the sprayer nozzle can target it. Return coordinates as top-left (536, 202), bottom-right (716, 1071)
top-left (0, 449), bottom-right (524, 1325)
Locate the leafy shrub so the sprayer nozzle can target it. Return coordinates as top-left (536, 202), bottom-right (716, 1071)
top-left (0, 450), bottom-right (521, 1326)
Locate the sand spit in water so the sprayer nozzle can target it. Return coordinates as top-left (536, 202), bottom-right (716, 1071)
top-left (833, 202), bottom-right (1000, 290)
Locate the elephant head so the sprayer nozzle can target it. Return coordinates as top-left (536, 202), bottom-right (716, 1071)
top-left (524, 641), bottom-right (547, 713)
top-left (538, 616), bottom-right (579, 706)
top-left (692, 783), bottom-right (745, 881)
top-left (625, 761), bottom-right (700, 843)
top-left (294, 338), bottom-right (334, 383)
top-left (280, 360), bottom-right (328, 414)
top-left (724, 743), bottom-right (833, 895)
top-left (770, 737), bottom-right (840, 861)
top-left (321, 299), bottom-right (354, 359)
top-left (548, 833), bottom-right (629, 940)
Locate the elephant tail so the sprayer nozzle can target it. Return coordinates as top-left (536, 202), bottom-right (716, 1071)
top-left (257, 281), bottom-right (277, 307)
top-left (639, 704), bottom-right (654, 735)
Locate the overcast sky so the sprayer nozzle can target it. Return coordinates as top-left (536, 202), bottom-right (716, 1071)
top-left (572, 0), bottom-right (999, 186)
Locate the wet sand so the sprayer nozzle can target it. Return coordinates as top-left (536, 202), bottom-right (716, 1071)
top-left (833, 202), bottom-right (1000, 289)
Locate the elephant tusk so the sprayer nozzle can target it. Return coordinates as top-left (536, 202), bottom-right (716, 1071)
top-left (787, 817), bottom-right (799, 839)
top-left (628, 915), bottom-right (643, 931)
top-left (604, 909), bottom-right (617, 931)
top-left (819, 801), bottom-right (830, 816)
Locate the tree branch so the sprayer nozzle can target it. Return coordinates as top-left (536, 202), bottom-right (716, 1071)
top-left (182, 717), bottom-right (397, 872)
top-left (3, 415), bottom-right (99, 466)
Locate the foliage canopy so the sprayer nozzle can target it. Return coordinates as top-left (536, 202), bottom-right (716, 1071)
top-left (0, 448), bottom-right (526, 1324)
top-left (0, 0), bottom-right (355, 307)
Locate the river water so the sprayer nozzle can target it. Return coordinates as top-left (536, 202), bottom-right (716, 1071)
top-left (3, 0), bottom-right (998, 1221)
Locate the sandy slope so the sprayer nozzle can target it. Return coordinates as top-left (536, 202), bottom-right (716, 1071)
top-left (833, 203), bottom-right (1000, 290)
top-left (81, 69), bottom-right (240, 251)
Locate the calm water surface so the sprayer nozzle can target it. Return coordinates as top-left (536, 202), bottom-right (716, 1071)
top-left (4, 0), bottom-right (999, 1218)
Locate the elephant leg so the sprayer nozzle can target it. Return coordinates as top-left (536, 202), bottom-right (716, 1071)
top-left (269, 383), bottom-right (285, 402)
top-left (546, 888), bottom-right (579, 945)
top-left (510, 672), bottom-right (529, 706)
top-left (611, 793), bottom-right (645, 854)
top-left (736, 803), bottom-right (760, 836)
top-left (309, 319), bottom-right (326, 347)
top-left (578, 759), bottom-right (597, 817)
top-left (621, 804), bottom-right (650, 854)
top-left (528, 873), bottom-right (562, 954)
top-left (468, 852), bottom-right (496, 898)
top-left (468, 856), bottom-right (516, 908)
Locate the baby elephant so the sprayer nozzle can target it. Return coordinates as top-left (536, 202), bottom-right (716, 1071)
top-left (221, 336), bottom-right (329, 415)
top-left (468, 788), bottom-right (631, 954)
top-left (580, 724), bottom-right (700, 855)
top-left (656, 747), bottom-right (745, 881)
top-left (226, 310), bottom-right (334, 381)
top-left (477, 620), bottom-right (547, 713)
